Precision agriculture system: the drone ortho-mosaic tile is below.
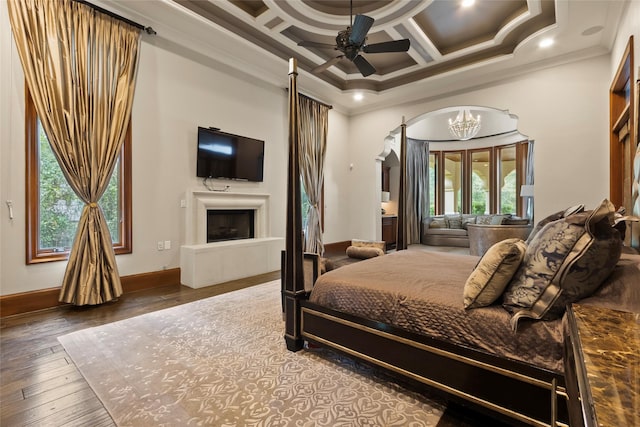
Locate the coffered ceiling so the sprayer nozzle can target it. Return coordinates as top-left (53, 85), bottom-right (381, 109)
top-left (96, 0), bottom-right (628, 114)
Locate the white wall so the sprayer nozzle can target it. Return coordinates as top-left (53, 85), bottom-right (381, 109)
top-left (0, 4), bottom-right (351, 296)
top-left (610, 1), bottom-right (639, 84)
top-left (347, 54), bottom-right (611, 240)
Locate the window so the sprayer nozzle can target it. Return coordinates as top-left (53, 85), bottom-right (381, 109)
top-left (428, 153), bottom-right (438, 215)
top-left (301, 180), bottom-right (324, 233)
top-left (497, 145), bottom-right (517, 215)
top-left (443, 152), bottom-right (463, 214)
top-left (428, 142), bottom-right (529, 217)
top-left (470, 150), bottom-right (490, 214)
top-left (26, 89), bottom-right (132, 264)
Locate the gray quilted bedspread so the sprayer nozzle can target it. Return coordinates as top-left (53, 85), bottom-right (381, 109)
top-left (309, 250), bottom-right (565, 373)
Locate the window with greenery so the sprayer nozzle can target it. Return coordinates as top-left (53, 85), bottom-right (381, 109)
top-left (498, 145), bottom-right (517, 214)
top-left (470, 150), bottom-right (490, 214)
top-left (301, 180), bottom-right (323, 232)
top-left (26, 89), bottom-right (132, 264)
top-left (443, 152), bottom-right (463, 214)
top-left (429, 142), bottom-right (528, 217)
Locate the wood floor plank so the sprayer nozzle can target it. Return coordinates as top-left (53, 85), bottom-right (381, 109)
top-left (1, 380), bottom-right (94, 423)
top-left (1, 352), bottom-right (69, 384)
top-left (1, 363), bottom-right (78, 400)
top-left (21, 365), bottom-right (85, 399)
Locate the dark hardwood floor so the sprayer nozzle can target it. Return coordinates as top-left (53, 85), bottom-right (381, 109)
top-left (0, 272), bottom-right (279, 427)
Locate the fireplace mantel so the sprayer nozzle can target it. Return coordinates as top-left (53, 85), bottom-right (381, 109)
top-left (181, 189), bottom-right (283, 288)
top-left (185, 190), bottom-right (270, 245)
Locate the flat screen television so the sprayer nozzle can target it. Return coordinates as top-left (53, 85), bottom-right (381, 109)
top-left (196, 127), bottom-right (264, 182)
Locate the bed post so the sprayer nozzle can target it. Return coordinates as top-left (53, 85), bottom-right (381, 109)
top-left (283, 58), bottom-right (305, 351)
top-left (396, 118), bottom-right (408, 250)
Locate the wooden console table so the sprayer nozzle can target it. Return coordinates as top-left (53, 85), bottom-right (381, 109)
top-left (564, 304), bottom-right (639, 427)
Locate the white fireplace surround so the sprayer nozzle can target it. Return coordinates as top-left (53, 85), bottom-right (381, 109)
top-left (185, 190), bottom-right (269, 245)
top-left (181, 190), bottom-right (283, 288)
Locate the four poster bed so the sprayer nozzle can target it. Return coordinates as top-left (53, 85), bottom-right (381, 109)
top-left (282, 59), bottom-right (638, 427)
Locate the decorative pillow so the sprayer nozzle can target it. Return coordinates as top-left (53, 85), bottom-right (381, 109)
top-left (463, 238), bottom-right (527, 309)
top-left (444, 214), bottom-right (463, 229)
top-left (346, 246), bottom-right (384, 259)
top-left (490, 214), bottom-right (511, 225)
top-left (429, 219), bottom-right (445, 229)
top-left (526, 204), bottom-right (585, 244)
top-left (503, 217), bottom-right (531, 226)
top-left (351, 239), bottom-right (386, 251)
top-left (476, 215), bottom-right (493, 225)
top-left (503, 199), bottom-right (622, 330)
top-left (462, 215), bottom-right (477, 230)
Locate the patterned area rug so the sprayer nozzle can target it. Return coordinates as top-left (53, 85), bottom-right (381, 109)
top-left (59, 281), bottom-right (445, 426)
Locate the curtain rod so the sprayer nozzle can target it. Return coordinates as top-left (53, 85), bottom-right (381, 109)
top-left (284, 89), bottom-right (332, 109)
top-left (74, 0), bottom-right (157, 35)
top-left (300, 93), bottom-right (333, 109)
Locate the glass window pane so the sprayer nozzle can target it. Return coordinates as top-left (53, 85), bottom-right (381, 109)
top-left (428, 153), bottom-right (437, 215)
top-left (499, 146), bottom-right (517, 215)
top-left (471, 150), bottom-right (490, 214)
top-left (38, 121), bottom-right (120, 251)
top-left (444, 152), bottom-right (462, 214)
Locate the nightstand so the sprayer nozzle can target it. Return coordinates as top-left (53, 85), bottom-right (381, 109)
top-left (564, 304), bottom-right (640, 427)
top-left (382, 215), bottom-right (397, 250)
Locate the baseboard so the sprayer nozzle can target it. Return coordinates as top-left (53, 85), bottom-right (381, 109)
top-left (0, 268), bottom-right (181, 318)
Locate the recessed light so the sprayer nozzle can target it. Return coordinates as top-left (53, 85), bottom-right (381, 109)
top-left (353, 92), bottom-right (364, 101)
top-left (539, 38), bottom-right (554, 48)
top-left (461, 0), bottom-right (475, 7)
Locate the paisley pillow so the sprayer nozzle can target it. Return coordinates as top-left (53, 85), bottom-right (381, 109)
top-left (526, 204), bottom-right (585, 244)
top-left (503, 199), bottom-right (622, 330)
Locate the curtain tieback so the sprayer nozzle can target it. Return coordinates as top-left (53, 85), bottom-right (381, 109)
top-left (88, 202), bottom-right (98, 208)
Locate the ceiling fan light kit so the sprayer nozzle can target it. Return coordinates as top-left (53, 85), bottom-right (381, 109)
top-left (298, 1), bottom-right (410, 77)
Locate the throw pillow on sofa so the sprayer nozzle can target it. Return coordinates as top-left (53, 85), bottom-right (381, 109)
top-left (444, 214), bottom-right (463, 229)
top-left (503, 199), bottom-right (621, 331)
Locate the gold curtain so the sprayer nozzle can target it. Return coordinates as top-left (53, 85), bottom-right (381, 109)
top-left (7, 0), bottom-right (141, 305)
top-left (298, 95), bottom-right (329, 255)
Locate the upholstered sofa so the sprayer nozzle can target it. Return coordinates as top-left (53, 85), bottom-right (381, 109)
top-left (421, 214), bottom-right (530, 247)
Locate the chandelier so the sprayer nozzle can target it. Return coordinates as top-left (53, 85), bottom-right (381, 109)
top-left (448, 109), bottom-right (481, 140)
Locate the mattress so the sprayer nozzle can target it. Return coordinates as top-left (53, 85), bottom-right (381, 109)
top-left (309, 250), bottom-right (565, 373)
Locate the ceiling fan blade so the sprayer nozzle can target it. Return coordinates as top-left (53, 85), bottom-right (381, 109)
top-left (298, 40), bottom-right (336, 49)
top-left (349, 14), bottom-right (374, 46)
top-left (352, 54), bottom-right (376, 77)
top-left (311, 56), bottom-right (343, 74)
top-left (363, 39), bottom-right (410, 54)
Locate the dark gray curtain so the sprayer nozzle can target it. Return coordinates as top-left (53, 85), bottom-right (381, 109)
top-left (406, 138), bottom-right (430, 244)
top-left (525, 140), bottom-right (535, 221)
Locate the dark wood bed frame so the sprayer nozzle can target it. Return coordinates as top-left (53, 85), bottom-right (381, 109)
top-left (282, 58), bottom-right (569, 427)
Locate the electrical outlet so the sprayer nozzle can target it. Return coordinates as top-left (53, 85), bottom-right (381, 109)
top-left (164, 240), bottom-right (171, 250)
top-left (180, 199), bottom-right (186, 208)
top-left (157, 241), bottom-right (164, 251)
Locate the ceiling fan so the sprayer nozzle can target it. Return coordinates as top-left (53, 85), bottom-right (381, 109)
top-left (297, 0), bottom-right (410, 77)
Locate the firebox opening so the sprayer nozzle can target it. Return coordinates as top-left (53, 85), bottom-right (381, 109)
top-left (207, 209), bottom-right (255, 243)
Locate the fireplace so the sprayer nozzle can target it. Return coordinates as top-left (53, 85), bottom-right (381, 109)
top-left (207, 209), bottom-right (255, 243)
top-left (182, 190), bottom-right (283, 289)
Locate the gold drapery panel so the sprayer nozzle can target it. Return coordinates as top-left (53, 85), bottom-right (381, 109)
top-left (8, 0), bottom-right (141, 305)
top-left (298, 95), bottom-right (329, 255)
